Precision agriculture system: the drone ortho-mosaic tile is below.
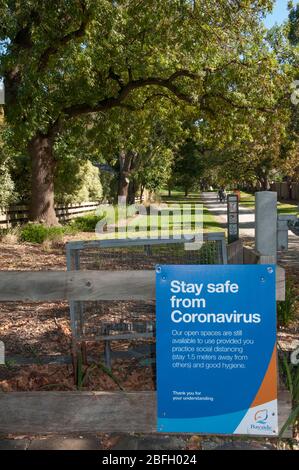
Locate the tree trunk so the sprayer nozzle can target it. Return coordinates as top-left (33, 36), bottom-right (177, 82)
top-left (260, 177), bottom-right (269, 191)
top-left (128, 179), bottom-right (137, 205)
top-left (117, 151), bottom-right (137, 203)
top-left (117, 151), bottom-right (130, 202)
top-left (28, 132), bottom-right (59, 226)
top-left (286, 177), bottom-right (292, 201)
top-left (140, 185), bottom-right (145, 203)
top-left (118, 172), bottom-right (130, 201)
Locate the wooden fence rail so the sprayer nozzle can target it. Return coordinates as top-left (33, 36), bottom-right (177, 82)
top-left (0, 269), bottom-right (284, 301)
top-left (0, 391), bottom-right (291, 434)
top-left (0, 201), bottom-right (101, 227)
top-left (0, 196), bottom-right (145, 227)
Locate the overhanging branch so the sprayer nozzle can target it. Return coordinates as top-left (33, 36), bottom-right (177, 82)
top-left (63, 70), bottom-right (199, 119)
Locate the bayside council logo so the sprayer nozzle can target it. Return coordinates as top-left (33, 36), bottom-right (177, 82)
top-left (254, 409), bottom-right (268, 425)
top-left (250, 408), bottom-right (272, 433)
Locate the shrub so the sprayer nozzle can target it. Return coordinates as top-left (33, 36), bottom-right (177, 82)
top-left (277, 280), bottom-right (298, 327)
top-left (20, 223), bottom-right (66, 244)
top-left (69, 214), bottom-right (104, 232)
top-left (0, 164), bottom-right (16, 207)
top-left (0, 226), bottom-right (21, 243)
top-left (198, 242), bottom-right (218, 264)
top-left (55, 160), bottom-right (103, 205)
top-left (19, 212), bottom-right (105, 243)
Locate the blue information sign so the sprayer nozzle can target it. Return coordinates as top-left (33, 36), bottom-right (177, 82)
top-left (156, 265), bottom-right (278, 436)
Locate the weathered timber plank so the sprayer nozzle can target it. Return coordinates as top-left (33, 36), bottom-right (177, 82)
top-left (227, 240), bottom-right (244, 265)
top-left (0, 271), bottom-right (155, 301)
top-left (0, 268), bottom-right (284, 301)
top-left (0, 391), bottom-right (292, 436)
top-left (276, 266), bottom-right (285, 301)
top-left (0, 392), bottom-right (156, 434)
top-left (277, 389), bottom-right (293, 438)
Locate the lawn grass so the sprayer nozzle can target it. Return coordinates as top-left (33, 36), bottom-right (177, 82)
top-left (96, 190), bottom-right (222, 239)
top-left (240, 191), bottom-right (298, 215)
top-left (202, 206), bottom-right (224, 233)
top-left (239, 191), bottom-right (255, 208)
top-left (161, 191), bottom-right (222, 233)
top-left (277, 203), bottom-right (299, 216)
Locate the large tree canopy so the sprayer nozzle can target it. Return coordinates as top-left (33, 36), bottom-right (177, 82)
top-left (0, 0), bottom-right (287, 223)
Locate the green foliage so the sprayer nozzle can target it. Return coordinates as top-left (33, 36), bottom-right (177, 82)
top-left (77, 358), bottom-right (124, 391)
top-left (136, 148), bottom-right (175, 194)
top-left (277, 280), bottom-right (298, 327)
top-left (289, 4), bottom-right (299, 45)
top-left (0, 120), bottom-right (18, 206)
top-left (20, 210), bottom-right (105, 242)
top-left (9, 153), bottom-right (31, 203)
top-left (172, 135), bottom-right (205, 195)
top-left (20, 223), bottom-right (66, 244)
top-left (100, 171), bottom-right (116, 203)
top-left (0, 163), bottom-right (15, 207)
top-left (278, 349), bottom-right (299, 437)
top-left (87, 103), bottom-right (185, 202)
top-left (55, 158), bottom-right (103, 204)
top-left (0, 0), bottom-right (285, 213)
top-left (69, 213), bottom-right (104, 232)
top-left (198, 242), bottom-right (218, 264)
top-left (7, 147), bottom-right (103, 207)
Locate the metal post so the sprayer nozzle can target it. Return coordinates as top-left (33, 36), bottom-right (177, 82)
top-left (255, 191), bottom-right (277, 264)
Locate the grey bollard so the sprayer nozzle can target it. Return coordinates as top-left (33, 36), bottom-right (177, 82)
top-left (255, 192), bottom-right (277, 263)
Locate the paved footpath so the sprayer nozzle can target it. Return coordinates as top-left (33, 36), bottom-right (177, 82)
top-left (201, 192), bottom-right (255, 238)
top-left (201, 192), bottom-right (299, 268)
